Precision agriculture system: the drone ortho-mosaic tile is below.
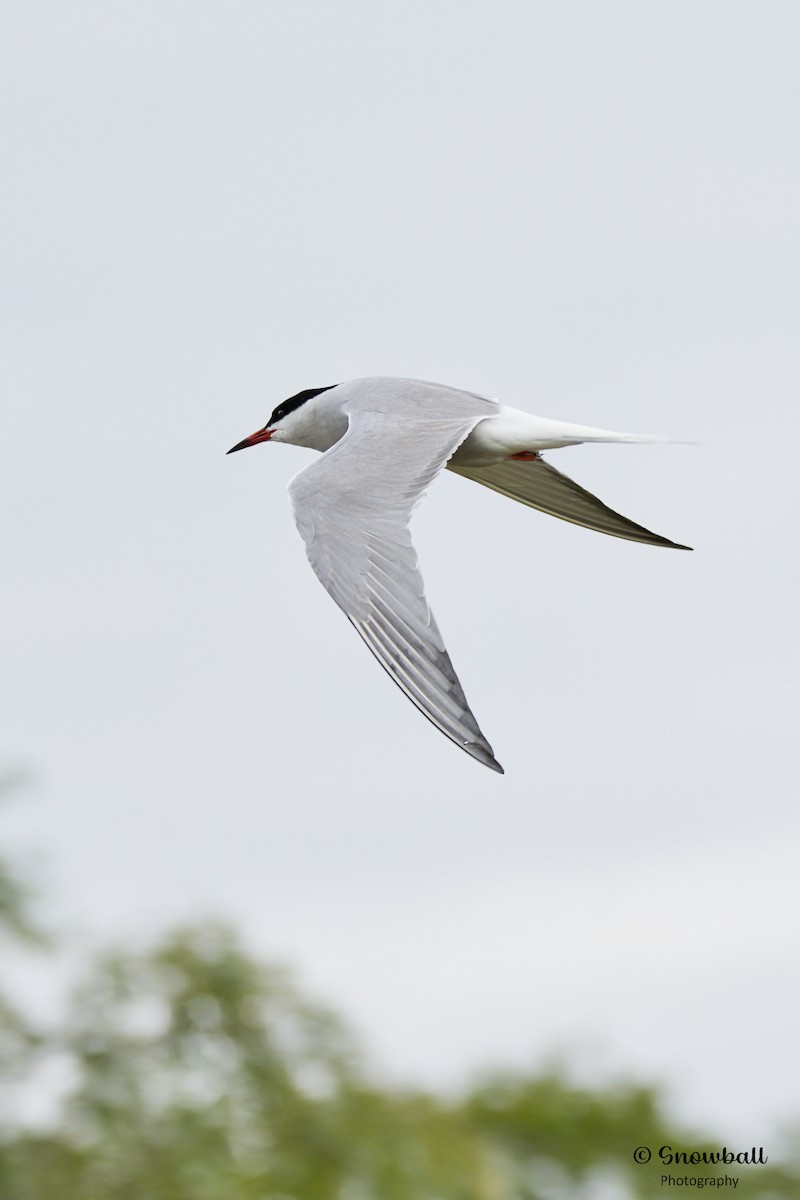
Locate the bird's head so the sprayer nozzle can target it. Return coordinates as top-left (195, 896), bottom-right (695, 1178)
top-left (227, 385), bottom-right (337, 454)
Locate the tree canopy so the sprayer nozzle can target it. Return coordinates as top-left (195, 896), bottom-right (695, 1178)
top-left (1, 785), bottom-right (798, 1199)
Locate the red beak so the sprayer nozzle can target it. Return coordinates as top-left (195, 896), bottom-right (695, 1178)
top-left (227, 427), bottom-right (274, 454)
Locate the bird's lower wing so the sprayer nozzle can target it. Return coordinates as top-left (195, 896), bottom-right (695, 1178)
top-left (448, 456), bottom-right (691, 550)
top-left (289, 398), bottom-right (503, 772)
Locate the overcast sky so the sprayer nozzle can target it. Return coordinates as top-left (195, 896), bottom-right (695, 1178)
top-left (2, 1), bottom-right (799, 1145)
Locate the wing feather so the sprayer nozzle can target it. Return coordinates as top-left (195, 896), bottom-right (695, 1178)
top-left (289, 391), bottom-right (503, 773)
top-left (448, 456), bottom-right (691, 550)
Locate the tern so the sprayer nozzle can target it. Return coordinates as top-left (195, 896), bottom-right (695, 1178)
top-left (228, 377), bottom-right (690, 773)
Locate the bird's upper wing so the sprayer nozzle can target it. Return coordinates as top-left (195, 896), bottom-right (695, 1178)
top-left (288, 391), bottom-right (503, 772)
top-left (448, 456), bottom-right (691, 549)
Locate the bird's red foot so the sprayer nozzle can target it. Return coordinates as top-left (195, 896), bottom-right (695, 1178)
top-left (509, 451), bottom-right (539, 461)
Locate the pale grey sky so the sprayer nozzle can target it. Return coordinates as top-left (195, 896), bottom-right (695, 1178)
top-left (2, 1), bottom-right (799, 1142)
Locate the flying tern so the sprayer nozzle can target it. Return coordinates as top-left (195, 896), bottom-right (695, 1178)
top-left (228, 377), bottom-right (690, 773)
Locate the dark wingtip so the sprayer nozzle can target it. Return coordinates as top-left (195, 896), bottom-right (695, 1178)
top-left (467, 742), bottom-right (505, 773)
top-left (650, 534), bottom-right (692, 550)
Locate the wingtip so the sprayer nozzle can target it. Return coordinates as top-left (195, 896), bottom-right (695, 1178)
top-left (466, 741), bottom-right (505, 774)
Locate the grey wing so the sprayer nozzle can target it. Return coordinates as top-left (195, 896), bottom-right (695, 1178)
top-left (448, 456), bottom-right (692, 550)
top-left (289, 403), bottom-right (503, 773)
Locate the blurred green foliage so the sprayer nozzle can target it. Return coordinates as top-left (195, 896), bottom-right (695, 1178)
top-left (1, 783), bottom-right (798, 1199)
top-left (0, 770), bottom-right (42, 945)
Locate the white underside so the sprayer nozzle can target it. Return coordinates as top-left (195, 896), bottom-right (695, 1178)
top-left (449, 405), bottom-right (662, 467)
